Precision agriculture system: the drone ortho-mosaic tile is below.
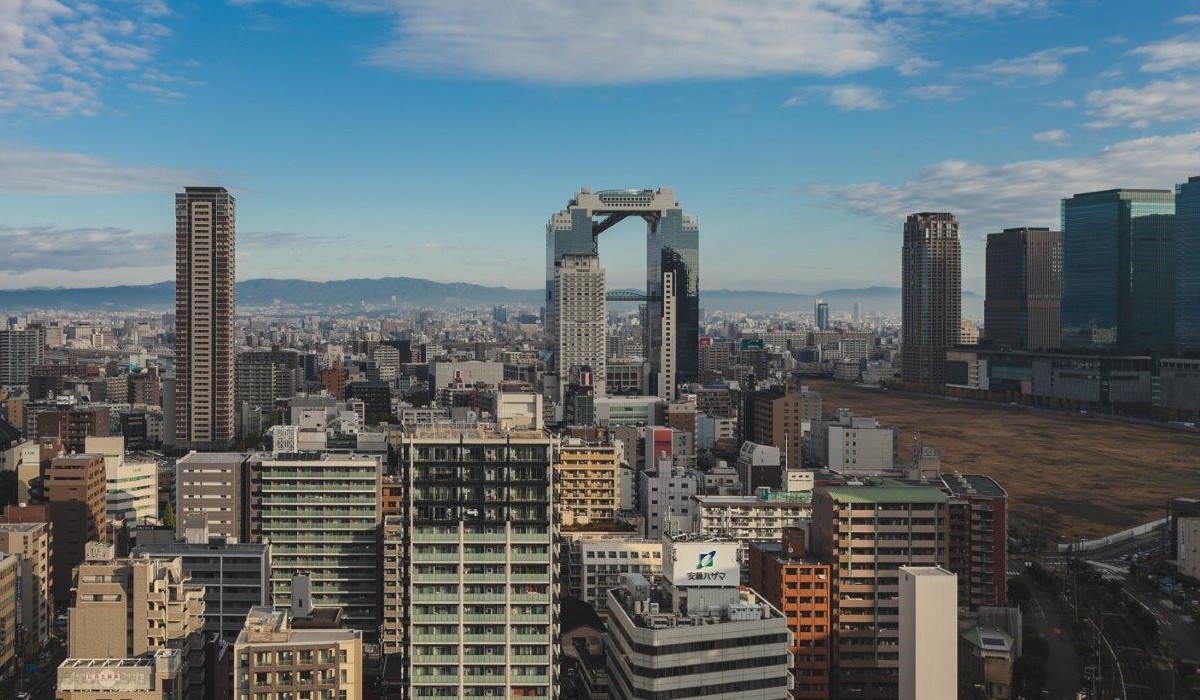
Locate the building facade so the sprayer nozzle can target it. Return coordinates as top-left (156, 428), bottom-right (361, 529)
top-left (1177, 177), bottom-right (1200, 352)
top-left (397, 426), bottom-right (556, 698)
top-left (44, 453), bottom-right (108, 606)
top-left (748, 529), bottom-right (833, 700)
top-left (984, 227), bottom-right (1062, 350)
top-left (0, 521), bottom-right (51, 653)
top-left (605, 536), bottom-right (791, 700)
top-left (898, 566), bottom-right (958, 700)
top-left (555, 439), bottom-right (621, 527)
top-left (175, 186), bottom-right (236, 449)
top-left (0, 325), bottom-right (45, 388)
top-left (810, 483), bottom-right (950, 699)
top-left (902, 212), bottom-right (962, 386)
top-left (1061, 188), bottom-right (1175, 351)
top-left (175, 452), bottom-right (248, 542)
top-left (554, 253), bottom-right (607, 398)
top-left (247, 453), bottom-right (382, 636)
top-left (232, 607), bottom-right (363, 700)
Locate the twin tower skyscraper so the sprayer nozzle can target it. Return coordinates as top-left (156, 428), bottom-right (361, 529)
top-left (545, 188), bottom-right (700, 401)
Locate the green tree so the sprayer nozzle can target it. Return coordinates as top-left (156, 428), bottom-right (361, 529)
top-left (163, 501), bottom-right (176, 530)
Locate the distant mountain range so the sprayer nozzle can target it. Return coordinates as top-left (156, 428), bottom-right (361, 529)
top-left (0, 277), bottom-right (982, 316)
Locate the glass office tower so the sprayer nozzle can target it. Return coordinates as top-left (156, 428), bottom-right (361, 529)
top-left (1061, 189), bottom-right (1175, 351)
top-left (1177, 177), bottom-right (1200, 352)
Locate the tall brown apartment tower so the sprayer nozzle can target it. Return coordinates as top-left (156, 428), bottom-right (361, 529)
top-left (43, 453), bottom-right (107, 606)
top-left (984, 227), bottom-right (1062, 350)
top-left (175, 186), bottom-right (236, 450)
top-left (810, 482), bottom-right (950, 700)
top-left (902, 212), bottom-right (962, 386)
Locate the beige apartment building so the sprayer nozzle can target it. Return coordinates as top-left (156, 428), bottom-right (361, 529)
top-left (0, 521), bottom-right (52, 651)
top-left (555, 439), bottom-right (621, 526)
top-left (233, 607), bottom-right (363, 700)
top-left (64, 550), bottom-right (207, 700)
top-left (0, 554), bottom-right (17, 684)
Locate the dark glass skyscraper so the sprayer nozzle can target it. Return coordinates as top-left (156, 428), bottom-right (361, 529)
top-left (1061, 189), bottom-right (1175, 352)
top-left (902, 212), bottom-right (961, 386)
top-left (984, 227), bottom-right (1062, 350)
top-left (1176, 177), bottom-right (1200, 352)
top-left (546, 188), bottom-right (699, 398)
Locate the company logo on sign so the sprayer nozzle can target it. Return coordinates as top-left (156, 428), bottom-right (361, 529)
top-left (695, 550), bottom-right (716, 570)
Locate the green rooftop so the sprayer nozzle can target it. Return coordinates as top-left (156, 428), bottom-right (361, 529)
top-left (821, 481), bottom-right (948, 505)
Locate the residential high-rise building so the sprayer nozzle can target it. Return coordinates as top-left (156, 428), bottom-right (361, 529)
top-left (1176, 177), bottom-right (1200, 352)
top-left (44, 453), bottom-right (108, 606)
top-left (546, 188), bottom-right (699, 398)
top-left (605, 535), bottom-right (792, 700)
top-left (941, 473), bottom-right (1008, 609)
top-left (175, 186), bottom-right (236, 449)
top-left (132, 538), bottom-right (272, 640)
top-left (815, 300), bottom-right (830, 331)
top-left (1061, 188), bottom-right (1175, 351)
top-left (65, 550), bottom-right (207, 700)
top-left (902, 212), bottom-right (962, 386)
top-left (232, 605), bottom-right (363, 700)
top-left (397, 426), bottom-right (555, 698)
top-left (553, 253), bottom-right (607, 398)
top-left (898, 566), bottom-right (958, 700)
top-left (554, 438), bottom-right (621, 526)
top-left (0, 554), bottom-right (16, 686)
top-left (810, 482), bottom-right (950, 700)
top-left (0, 325), bottom-right (45, 387)
top-left (811, 409), bottom-right (896, 474)
top-left (247, 453), bottom-right (382, 636)
top-left (175, 452), bottom-right (248, 542)
top-left (984, 227), bottom-right (1062, 350)
top-left (748, 386), bottom-right (820, 470)
top-left (748, 528), bottom-right (833, 700)
top-left (0, 522), bottom-right (52, 652)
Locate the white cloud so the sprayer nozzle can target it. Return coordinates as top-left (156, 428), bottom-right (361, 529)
top-left (909, 84), bottom-right (958, 101)
top-left (1044, 98), bottom-right (1076, 109)
top-left (976, 46), bottom-right (1088, 83)
top-left (782, 84), bottom-right (886, 111)
top-left (366, 0), bottom-right (895, 84)
top-left (0, 143), bottom-right (199, 194)
top-left (897, 57), bottom-right (939, 76)
top-left (1033, 129), bottom-right (1069, 145)
top-left (0, 0), bottom-right (172, 116)
top-left (828, 84), bottom-right (886, 111)
top-left (1086, 77), bottom-right (1200, 128)
top-left (812, 131), bottom-right (1200, 234)
top-left (1172, 14), bottom-right (1200, 25)
top-left (0, 226), bottom-right (170, 272)
top-left (1130, 37), bottom-right (1200, 73)
top-left (233, 0), bottom-right (1048, 85)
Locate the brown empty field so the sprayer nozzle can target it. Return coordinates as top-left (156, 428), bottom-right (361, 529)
top-left (804, 379), bottom-right (1200, 539)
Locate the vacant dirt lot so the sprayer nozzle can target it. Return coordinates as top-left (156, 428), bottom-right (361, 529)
top-left (805, 379), bottom-right (1200, 539)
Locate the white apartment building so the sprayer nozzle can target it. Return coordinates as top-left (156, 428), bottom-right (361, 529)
top-left (811, 408), bottom-right (896, 474)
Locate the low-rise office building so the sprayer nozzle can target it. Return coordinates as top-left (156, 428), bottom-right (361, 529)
top-left (605, 535), bottom-right (792, 699)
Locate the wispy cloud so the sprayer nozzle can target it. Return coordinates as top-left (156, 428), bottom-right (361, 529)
top-left (1172, 14), bottom-right (1200, 25)
top-left (0, 143), bottom-right (201, 195)
top-left (0, 0), bottom-right (173, 117)
top-left (811, 131), bottom-right (1200, 234)
top-left (0, 226), bottom-right (170, 272)
top-left (1130, 37), bottom-right (1200, 73)
top-left (783, 84), bottom-right (886, 112)
top-left (1033, 129), bottom-right (1069, 145)
top-left (1043, 98), bottom-right (1076, 109)
top-left (897, 57), bottom-right (939, 77)
top-left (233, 0), bottom-right (1049, 85)
top-left (1086, 77), bottom-right (1200, 128)
top-left (909, 84), bottom-right (959, 101)
top-left (976, 46), bottom-right (1088, 84)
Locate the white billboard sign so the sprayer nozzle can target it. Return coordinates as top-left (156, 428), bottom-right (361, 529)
top-left (664, 540), bottom-right (739, 588)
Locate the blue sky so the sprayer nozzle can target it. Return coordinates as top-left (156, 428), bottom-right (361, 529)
top-left (3, 0), bottom-right (1200, 294)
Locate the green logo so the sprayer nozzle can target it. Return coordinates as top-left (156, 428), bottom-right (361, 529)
top-left (696, 550), bottom-right (717, 570)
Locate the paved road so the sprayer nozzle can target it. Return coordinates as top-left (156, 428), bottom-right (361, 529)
top-left (1024, 575), bottom-right (1083, 699)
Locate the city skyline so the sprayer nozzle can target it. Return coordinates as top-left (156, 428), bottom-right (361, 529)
top-left (3, 2), bottom-right (1200, 293)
